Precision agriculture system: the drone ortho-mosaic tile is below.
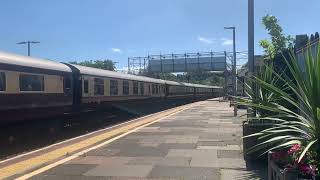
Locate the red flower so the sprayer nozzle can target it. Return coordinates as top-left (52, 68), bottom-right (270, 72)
top-left (288, 144), bottom-right (301, 154)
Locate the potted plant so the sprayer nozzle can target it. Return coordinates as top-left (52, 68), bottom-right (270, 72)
top-left (238, 45), bottom-right (320, 179)
top-left (243, 62), bottom-right (280, 161)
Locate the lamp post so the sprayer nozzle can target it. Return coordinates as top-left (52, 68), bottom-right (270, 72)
top-left (224, 26), bottom-right (237, 116)
top-left (17, 41), bottom-right (40, 56)
top-left (248, 0), bottom-right (255, 117)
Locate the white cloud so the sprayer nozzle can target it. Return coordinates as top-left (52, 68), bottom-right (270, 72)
top-left (111, 48), bottom-right (122, 53)
top-left (197, 36), bottom-right (213, 44)
top-left (221, 38), bottom-right (233, 46)
top-left (116, 66), bottom-right (128, 73)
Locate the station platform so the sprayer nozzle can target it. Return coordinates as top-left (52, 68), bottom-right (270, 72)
top-left (5, 99), bottom-right (262, 180)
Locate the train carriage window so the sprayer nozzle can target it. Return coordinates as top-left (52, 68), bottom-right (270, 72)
top-left (84, 80), bottom-right (89, 94)
top-left (0, 72), bottom-right (5, 91)
top-left (155, 84), bottom-right (159, 94)
top-left (152, 84), bottom-right (156, 94)
top-left (110, 80), bottom-right (118, 95)
top-left (133, 81), bottom-right (138, 95)
top-left (123, 80), bottom-right (129, 95)
top-left (64, 76), bottom-right (71, 94)
top-left (19, 74), bottom-right (44, 91)
top-left (94, 78), bottom-right (104, 95)
top-left (148, 85), bottom-right (151, 94)
top-left (140, 82), bottom-right (144, 95)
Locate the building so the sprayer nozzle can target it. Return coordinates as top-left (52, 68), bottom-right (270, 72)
top-left (295, 33), bottom-right (319, 73)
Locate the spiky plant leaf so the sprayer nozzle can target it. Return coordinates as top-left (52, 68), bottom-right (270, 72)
top-left (239, 43), bottom-right (320, 161)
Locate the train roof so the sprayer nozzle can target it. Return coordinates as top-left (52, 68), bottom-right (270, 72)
top-left (164, 80), bottom-right (221, 89)
top-left (69, 64), bottom-right (222, 89)
top-left (0, 51), bottom-right (72, 73)
top-left (193, 84), bottom-right (222, 89)
top-left (69, 64), bottom-right (165, 84)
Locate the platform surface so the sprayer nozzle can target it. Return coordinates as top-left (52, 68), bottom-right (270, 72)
top-left (29, 100), bottom-right (259, 180)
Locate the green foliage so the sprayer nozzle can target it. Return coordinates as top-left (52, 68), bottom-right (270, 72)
top-left (259, 15), bottom-right (294, 60)
top-left (238, 45), bottom-right (320, 166)
top-left (259, 39), bottom-right (275, 60)
top-left (70, 60), bottom-right (116, 71)
top-left (245, 62), bottom-right (284, 118)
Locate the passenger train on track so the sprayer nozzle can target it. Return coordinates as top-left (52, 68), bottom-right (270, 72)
top-left (0, 51), bottom-right (223, 124)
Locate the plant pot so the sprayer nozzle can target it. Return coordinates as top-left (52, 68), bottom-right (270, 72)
top-left (268, 151), bottom-right (299, 180)
top-left (243, 121), bottom-right (273, 161)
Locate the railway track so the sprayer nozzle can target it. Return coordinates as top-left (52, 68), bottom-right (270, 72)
top-left (0, 107), bottom-right (136, 160)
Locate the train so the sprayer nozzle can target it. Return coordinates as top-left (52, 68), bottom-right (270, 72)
top-left (0, 51), bottom-right (223, 124)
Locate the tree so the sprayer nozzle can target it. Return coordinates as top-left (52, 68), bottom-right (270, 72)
top-left (259, 15), bottom-right (294, 60)
top-left (70, 59), bottom-right (116, 71)
top-left (315, 32), bottom-right (319, 39)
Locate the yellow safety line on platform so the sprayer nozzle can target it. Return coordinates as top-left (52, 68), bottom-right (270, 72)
top-left (0, 102), bottom-right (202, 180)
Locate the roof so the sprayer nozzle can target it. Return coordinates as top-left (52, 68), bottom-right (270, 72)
top-left (296, 39), bottom-right (319, 54)
top-left (193, 84), bottom-right (222, 89)
top-left (70, 64), bottom-right (165, 84)
top-left (164, 81), bottom-right (221, 89)
top-left (70, 64), bottom-right (221, 89)
top-left (0, 51), bottom-right (72, 73)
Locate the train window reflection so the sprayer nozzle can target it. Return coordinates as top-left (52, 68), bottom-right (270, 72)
top-left (94, 78), bottom-right (104, 95)
top-left (84, 80), bottom-right (89, 94)
top-left (140, 82), bottom-right (144, 95)
top-left (133, 81), bottom-right (138, 95)
top-left (64, 76), bottom-right (71, 94)
top-left (0, 72), bottom-right (6, 91)
top-left (110, 80), bottom-right (118, 95)
top-left (19, 74), bottom-right (44, 91)
top-left (152, 84), bottom-right (156, 94)
top-left (123, 80), bottom-right (129, 95)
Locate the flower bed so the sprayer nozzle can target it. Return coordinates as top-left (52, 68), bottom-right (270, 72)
top-left (268, 151), bottom-right (298, 180)
top-left (268, 144), bottom-right (318, 180)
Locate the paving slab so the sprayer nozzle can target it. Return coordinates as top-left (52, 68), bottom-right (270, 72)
top-left (217, 149), bottom-right (243, 159)
top-left (157, 156), bottom-right (191, 167)
top-left (44, 164), bottom-right (97, 176)
top-left (27, 100), bottom-right (262, 179)
top-left (147, 166), bottom-right (220, 180)
top-left (220, 168), bottom-right (256, 180)
top-left (84, 164), bottom-right (153, 177)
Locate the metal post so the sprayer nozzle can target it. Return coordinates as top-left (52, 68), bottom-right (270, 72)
top-left (210, 51), bottom-right (213, 70)
top-left (143, 58), bottom-right (146, 72)
top-left (17, 41), bottom-right (40, 57)
top-left (248, 0), bottom-right (255, 116)
top-left (160, 53), bottom-right (163, 73)
top-left (128, 57), bottom-right (130, 74)
top-left (139, 57), bottom-right (141, 74)
top-left (172, 53), bottom-right (175, 72)
top-left (224, 51), bottom-right (228, 99)
top-left (232, 28), bottom-right (237, 116)
top-left (224, 26), bottom-right (237, 116)
top-left (197, 53), bottom-right (200, 71)
top-left (148, 56), bottom-right (151, 74)
top-left (27, 41), bottom-right (30, 56)
top-left (184, 53), bottom-right (187, 72)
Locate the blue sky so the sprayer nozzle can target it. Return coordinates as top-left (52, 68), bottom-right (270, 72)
top-left (0, 0), bottom-right (319, 69)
